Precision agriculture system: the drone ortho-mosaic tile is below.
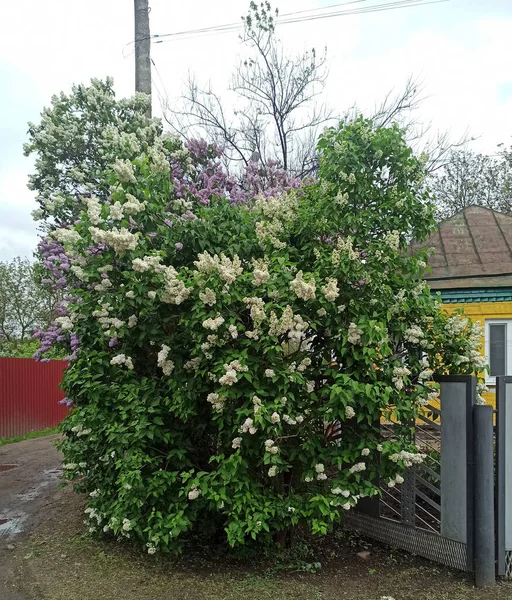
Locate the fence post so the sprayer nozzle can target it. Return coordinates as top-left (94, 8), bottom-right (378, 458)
top-left (474, 404), bottom-right (496, 587)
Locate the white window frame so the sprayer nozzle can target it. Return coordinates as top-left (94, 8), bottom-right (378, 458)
top-left (485, 319), bottom-right (512, 386)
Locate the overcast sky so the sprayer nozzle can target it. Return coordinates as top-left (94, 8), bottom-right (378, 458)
top-left (0, 0), bottom-right (511, 262)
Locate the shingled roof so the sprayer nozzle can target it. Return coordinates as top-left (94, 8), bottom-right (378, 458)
top-left (411, 205), bottom-right (512, 290)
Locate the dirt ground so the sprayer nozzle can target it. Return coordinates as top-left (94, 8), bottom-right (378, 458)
top-left (1, 435), bottom-right (512, 600)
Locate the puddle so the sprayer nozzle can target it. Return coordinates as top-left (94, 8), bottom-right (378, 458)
top-left (43, 468), bottom-right (62, 480)
top-left (0, 510), bottom-right (28, 537)
top-left (0, 467), bottom-right (63, 539)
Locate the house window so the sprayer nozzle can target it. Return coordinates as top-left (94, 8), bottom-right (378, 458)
top-left (485, 320), bottom-right (512, 383)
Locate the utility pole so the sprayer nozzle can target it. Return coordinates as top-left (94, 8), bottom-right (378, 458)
top-left (134, 0), bottom-right (152, 117)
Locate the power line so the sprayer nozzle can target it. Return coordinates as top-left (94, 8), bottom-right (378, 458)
top-left (123, 0), bottom-right (449, 53)
top-left (150, 0), bottom-right (369, 41)
top-left (149, 0), bottom-right (449, 45)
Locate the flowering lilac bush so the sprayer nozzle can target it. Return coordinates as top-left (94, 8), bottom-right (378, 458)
top-left (48, 115), bottom-right (484, 555)
top-left (26, 79), bottom-right (299, 361)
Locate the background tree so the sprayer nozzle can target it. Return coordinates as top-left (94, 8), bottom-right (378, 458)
top-left (167, 1), bottom-right (332, 177)
top-left (429, 148), bottom-right (512, 220)
top-left (0, 258), bottom-right (58, 357)
top-left (24, 77), bottom-right (158, 228)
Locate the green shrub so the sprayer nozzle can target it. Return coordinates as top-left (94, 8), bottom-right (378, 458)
top-left (55, 117), bottom-right (484, 554)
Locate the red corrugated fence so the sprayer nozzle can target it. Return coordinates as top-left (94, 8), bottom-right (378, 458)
top-left (0, 358), bottom-right (68, 438)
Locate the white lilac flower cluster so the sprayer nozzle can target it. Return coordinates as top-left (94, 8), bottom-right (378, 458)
top-left (331, 487), bottom-right (351, 497)
top-left (199, 288), bottom-right (217, 306)
top-left (71, 423), bottom-right (91, 437)
top-left (243, 297), bottom-right (266, 329)
top-left (161, 265), bottom-right (190, 305)
top-left (345, 406), bottom-right (356, 419)
top-left (332, 236), bottom-right (359, 265)
top-left (349, 462), bottom-right (366, 474)
top-left (335, 191), bottom-right (349, 206)
top-left (202, 313), bottom-right (225, 331)
top-left (297, 357), bottom-right (311, 372)
top-left (184, 357), bottom-right (201, 371)
top-left (89, 226), bottom-right (138, 254)
top-left (55, 315), bottom-right (74, 330)
top-left (194, 251), bottom-right (243, 285)
top-left (253, 193), bottom-right (298, 250)
top-left (113, 158), bottom-right (137, 183)
top-left (347, 322), bottom-right (363, 344)
top-left (268, 466), bottom-right (278, 477)
top-left (418, 368), bottom-right (434, 381)
top-left (315, 463), bottom-right (327, 481)
top-left (253, 395), bottom-right (262, 413)
top-left (70, 265), bottom-right (88, 281)
top-left (85, 196), bottom-right (103, 225)
top-left (157, 345), bottom-right (174, 376)
top-left (264, 369), bottom-right (275, 378)
top-left (207, 392), bottom-right (225, 411)
top-left (321, 278), bottom-right (340, 302)
top-left (476, 382), bottom-right (489, 405)
top-left (290, 271), bottom-right (316, 300)
top-left (149, 140), bottom-right (170, 175)
top-left (264, 439), bottom-right (279, 454)
top-left (392, 366), bottom-right (411, 391)
top-left (123, 193), bottom-right (145, 215)
top-left (239, 417), bottom-right (257, 435)
top-left (188, 485), bottom-right (201, 500)
top-left (445, 315), bottom-right (469, 336)
top-left (94, 278), bottom-right (113, 292)
top-left (283, 415), bottom-right (304, 425)
top-left (110, 354), bottom-right (134, 370)
top-left (127, 314), bottom-right (138, 328)
top-left (132, 255), bottom-right (164, 272)
top-left (269, 306), bottom-right (309, 350)
top-left (252, 258), bottom-right (270, 286)
top-left (52, 227), bottom-right (82, 246)
top-left (390, 450), bottom-right (426, 467)
top-left (385, 230), bottom-right (400, 250)
top-left (109, 201), bottom-right (124, 220)
top-left (387, 474), bottom-right (405, 488)
top-left (232, 437), bottom-right (242, 449)
top-left (404, 325), bottom-right (424, 344)
top-left (219, 360), bottom-right (248, 386)
top-left (417, 386), bottom-right (440, 406)
top-left (266, 409), bottom-right (279, 424)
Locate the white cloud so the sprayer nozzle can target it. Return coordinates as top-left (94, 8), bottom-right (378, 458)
top-left (0, 0), bottom-right (511, 261)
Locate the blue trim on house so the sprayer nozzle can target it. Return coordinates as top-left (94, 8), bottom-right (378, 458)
top-left (437, 288), bottom-right (512, 304)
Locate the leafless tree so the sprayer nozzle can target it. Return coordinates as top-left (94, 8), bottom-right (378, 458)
top-left (166, 2), bottom-right (333, 177)
top-left (345, 76), bottom-right (471, 175)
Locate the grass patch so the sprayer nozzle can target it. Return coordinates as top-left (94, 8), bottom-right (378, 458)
top-left (0, 426), bottom-right (58, 447)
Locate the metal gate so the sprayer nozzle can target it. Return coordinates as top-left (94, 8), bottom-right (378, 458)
top-left (345, 375), bottom-right (476, 572)
top-left (496, 376), bottom-right (512, 578)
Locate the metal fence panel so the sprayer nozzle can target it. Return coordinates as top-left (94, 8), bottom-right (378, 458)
top-left (440, 380), bottom-right (472, 545)
top-left (0, 358), bottom-right (68, 438)
top-left (349, 375), bottom-right (475, 573)
top-left (496, 376), bottom-right (512, 578)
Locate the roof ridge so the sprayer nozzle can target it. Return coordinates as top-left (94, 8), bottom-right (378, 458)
top-left (462, 207), bottom-right (482, 265)
top-left (492, 208), bottom-right (512, 260)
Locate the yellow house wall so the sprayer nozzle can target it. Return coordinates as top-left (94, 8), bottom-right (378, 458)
top-left (441, 300), bottom-right (512, 408)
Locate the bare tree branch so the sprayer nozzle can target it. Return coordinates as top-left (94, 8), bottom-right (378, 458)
top-left (165, 1), bottom-right (334, 177)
